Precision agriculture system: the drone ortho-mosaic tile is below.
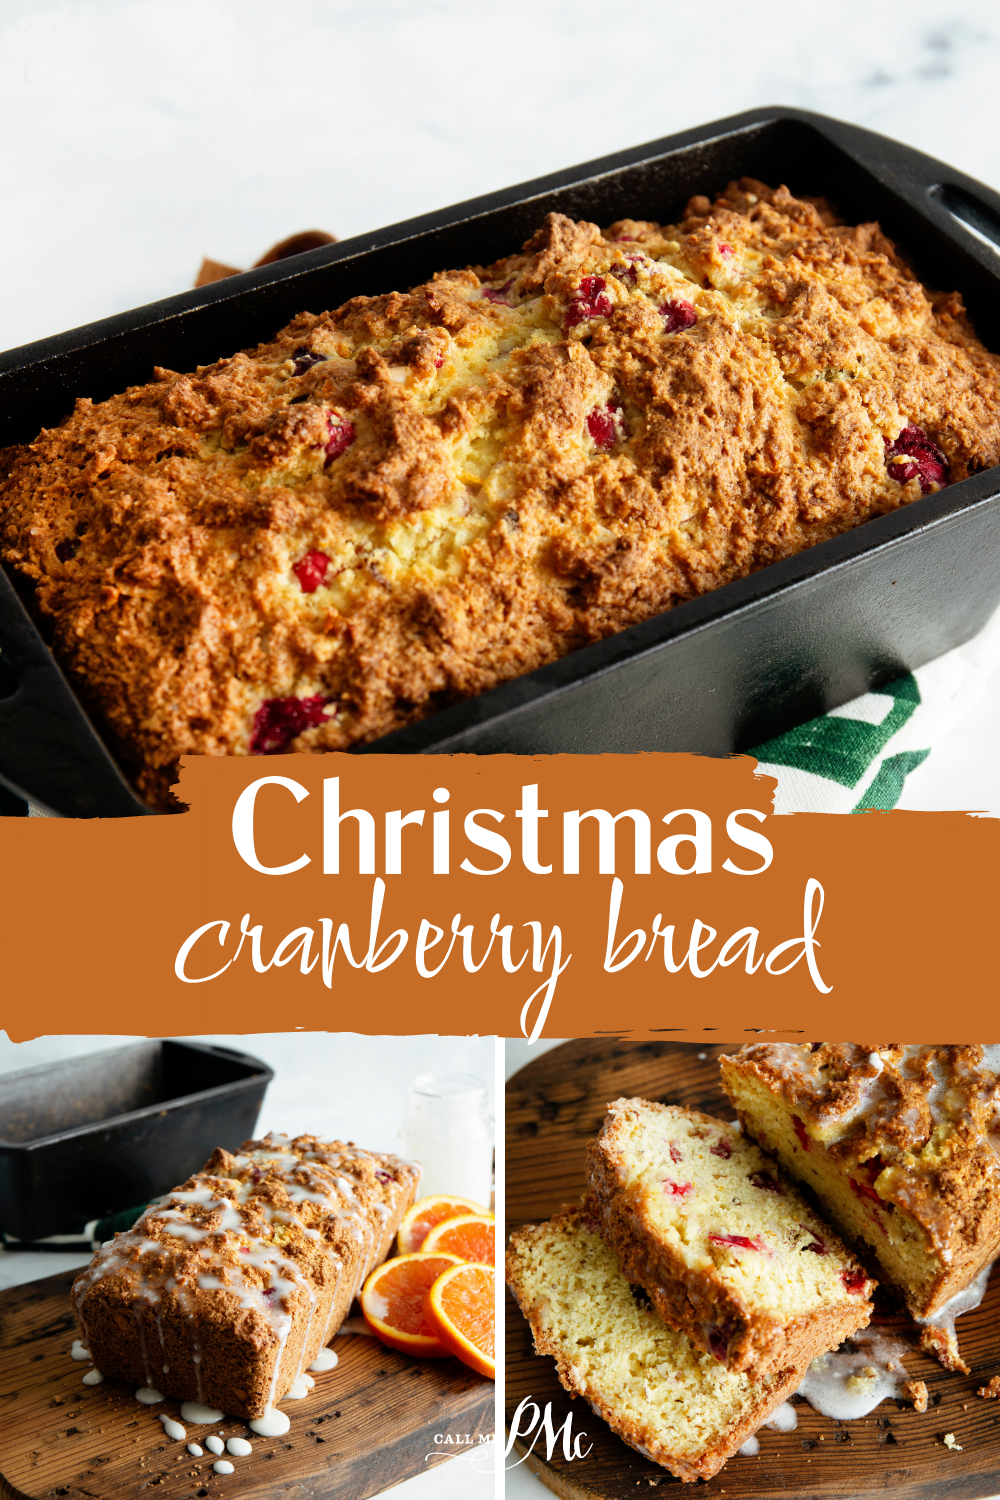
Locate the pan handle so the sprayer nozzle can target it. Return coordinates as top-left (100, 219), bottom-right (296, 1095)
top-left (825, 114), bottom-right (1000, 262)
top-left (0, 565), bottom-right (151, 816)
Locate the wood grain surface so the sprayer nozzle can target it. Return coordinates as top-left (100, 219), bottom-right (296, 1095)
top-left (505, 1039), bottom-right (1000, 1500)
top-left (0, 1269), bottom-right (492, 1500)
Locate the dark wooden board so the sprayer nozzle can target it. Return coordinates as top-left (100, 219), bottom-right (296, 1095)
top-left (506, 1039), bottom-right (1000, 1500)
top-left (0, 1269), bottom-right (493, 1500)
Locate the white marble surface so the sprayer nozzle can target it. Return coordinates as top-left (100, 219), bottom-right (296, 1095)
top-left (0, 1031), bottom-right (496, 1499)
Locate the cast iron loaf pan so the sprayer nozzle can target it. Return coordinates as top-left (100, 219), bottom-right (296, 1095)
top-left (0, 1039), bottom-right (273, 1240)
top-left (2, 104), bottom-right (1000, 817)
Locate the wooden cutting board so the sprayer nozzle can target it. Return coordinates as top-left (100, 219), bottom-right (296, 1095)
top-left (506, 1039), bottom-right (1000, 1500)
top-left (0, 1269), bottom-right (493, 1500)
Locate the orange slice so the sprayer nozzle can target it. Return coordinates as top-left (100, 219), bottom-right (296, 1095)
top-left (424, 1262), bottom-right (495, 1379)
top-left (360, 1252), bottom-right (461, 1357)
top-left (397, 1194), bottom-right (492, 1255)
top-left (422, 1214), bottom-right (495, 1265)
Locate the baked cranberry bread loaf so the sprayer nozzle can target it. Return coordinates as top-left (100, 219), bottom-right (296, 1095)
top-left (4, 181), bottom-right (1000, 809)
top-left (586, 1098), bottom-right (874, 1376)
top-left (72, 1132), bottom-right (419, 1419)
top-left (506, 1205), bottom-right (802, 1483)
top-left (720, 1044), bottom-right (1000, 1318)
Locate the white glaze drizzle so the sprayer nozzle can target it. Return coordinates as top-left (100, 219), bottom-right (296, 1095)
top-left (249, 1406), bottom-right (291, 1437)
top-left (309, 1347), bottom-right (338, 1372)
top-left (180, 1401), bottom-right (225, 1424)
top-left (796, 1330), bottom-right (911, 1420)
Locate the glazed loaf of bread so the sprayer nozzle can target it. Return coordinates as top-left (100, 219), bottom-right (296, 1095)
top-left (720, 1044), bottom-right (1000, 1318)
top-left (586, 1099), bottom-right (875, 1376)
top-left (506, 1205), bottom-right (801, 1482)
top-left (72, 1133), bottom-right (419, 1419)
top-left (4, 181), bottom-right (1000, 808)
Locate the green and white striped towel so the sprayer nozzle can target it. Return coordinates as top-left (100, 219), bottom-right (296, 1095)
top-left (751, 607), bottom-right (1000, 813)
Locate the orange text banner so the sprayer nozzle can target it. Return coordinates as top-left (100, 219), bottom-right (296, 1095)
top-left (0, 753), bottom-right (994, 1041)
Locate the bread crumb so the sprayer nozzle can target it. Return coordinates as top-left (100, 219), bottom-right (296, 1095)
top-left (943, 1433), bottom-right (963, 1451)
top-left (978, 1376), bottom-right (1000, 1399)
top-left (920, 1325), bottom-right (971, 1375)
top-left (904, 1380), bottom-right (928, 1413)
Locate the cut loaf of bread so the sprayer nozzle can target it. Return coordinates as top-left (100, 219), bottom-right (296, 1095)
top-left (72, 1133), bottom-right (419, 1419)
top-left (586, 1098), bottom-right (874, 1375)
top-left (720, 1043), bottom-right (1000, 1318)
top-left (506, 1205), bottom-right (801, 1482)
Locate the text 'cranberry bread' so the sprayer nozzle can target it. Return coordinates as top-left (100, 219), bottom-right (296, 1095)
top-left (4, 180), bottom-right (1000, 808)
top-left (506, 1205), bottom-right (802, 1483)
top-left (720, 1044), bottom-right (1000, 1318)
top-left (586, 1098), bottom-right (874, 1376)
top-left (72, 1133), bottom-right (419, 1419)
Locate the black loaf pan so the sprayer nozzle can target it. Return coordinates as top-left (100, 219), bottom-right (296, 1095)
top-left (0, 1039), bottom-right (273, 1240)
top-left (2, 105), bottom-right (1000, 816)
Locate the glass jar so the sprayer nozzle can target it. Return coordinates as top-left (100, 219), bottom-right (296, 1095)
top-left (398, 1072), bottom-right (494, 1206)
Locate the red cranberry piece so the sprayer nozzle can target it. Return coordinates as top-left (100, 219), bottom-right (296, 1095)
top-left (749, 1171), bottom-right (781, 1192)
top-left (849, 1176), bottom-right (883, 1208)
top-left (482, 277), bottom-right (515, 304)
top-left (325, 413), bottom-right (355, 465)
top-left (249, 694), bottom-right (330, 755)
top-left (292, 346), bottom-right (328, 376)
top-left (586, 402), bottom-right (623, 450)
top-left (709, 1233), bottom-right (766, 1253)
top-left (250, 1166), bottom-right (262, 1184)
top-left (707, 1317), bottom-right (736, 1360)
top-left (613, 254), bottom-right (644, 286)
top-left (798, 1224), bottom-right (827, 1255)
top-left (565, 274), bottom-right (613, 328)
top-left (434, 357), bottom-right (444, 368)
top-left (842, 1269), bottom-right (867, 1294)
top-left (792, 1116), bottom-right (812, 1152)
top-left (292, 550), bottom-right (330, 593)
top-left (883, 424), bottom-right (948, 494)
top-left (669, 1143), bottom-right (683, 1164)
top-left (375, 1170), bottom-right (392, 1184)
top-left (718, 242), bottom-right (733, 257)
top-left (662, 1178), bottom-right (693, 1197)
top-left (710, 1139), bottom-right (732, 1160)
top-left (660, 299), bottom-right (697, 334)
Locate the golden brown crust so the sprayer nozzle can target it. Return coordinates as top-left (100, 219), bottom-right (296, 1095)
top-left (5, 183), bottom-right (1000, 808)
top-left (72, 1133), bottom-right (418, 1418)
